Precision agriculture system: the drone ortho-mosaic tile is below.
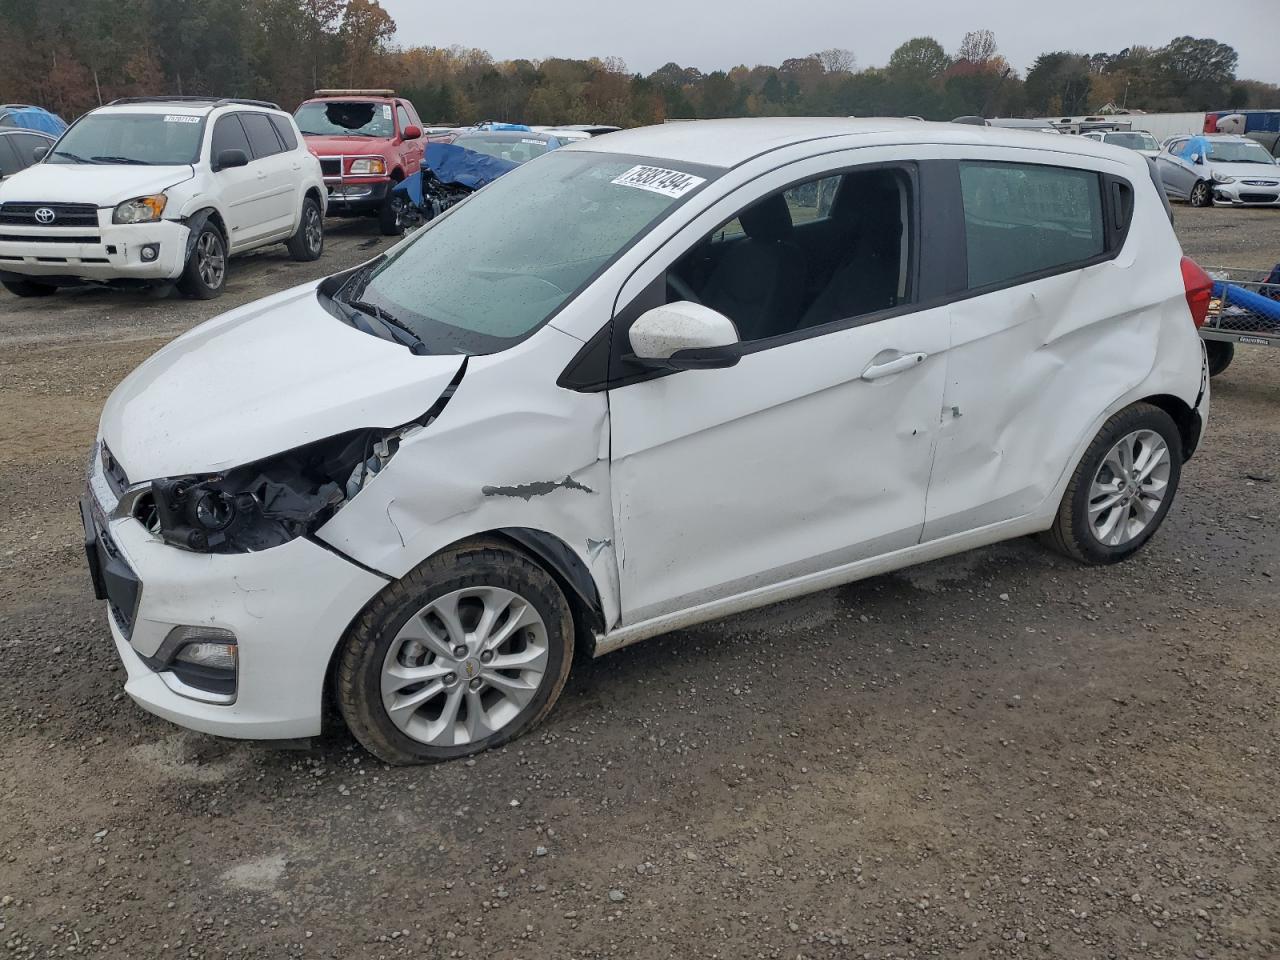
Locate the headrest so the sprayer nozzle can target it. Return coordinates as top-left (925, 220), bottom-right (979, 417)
top-left (739, 193), bottom-right (794, 242)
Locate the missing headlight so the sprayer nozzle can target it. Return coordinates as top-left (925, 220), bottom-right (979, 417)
top-left (150, 359), bottom-right (465, 554)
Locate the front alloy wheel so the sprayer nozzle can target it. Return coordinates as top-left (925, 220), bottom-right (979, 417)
top-left (1190, 180), bottom-right (1212, 207)
top-left (335, 537), bottom-right (574, 764)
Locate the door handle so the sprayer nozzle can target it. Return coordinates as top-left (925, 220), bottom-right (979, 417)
top-left (861, 352), bottom-right (928, 381)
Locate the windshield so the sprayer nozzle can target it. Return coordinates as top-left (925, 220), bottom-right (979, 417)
top-left (1205, 140), bottom-right (1276, 164)
top-left (46, 112), bottom-right (203, 165)
top-left (337, 151), bottom-right (715, 354)
top-left (454, 134), bottom-right (552, 164)
top-left (295, 101), bottom-right (394, 138)
top-left (1105, 132), bottom-right (1158, 151)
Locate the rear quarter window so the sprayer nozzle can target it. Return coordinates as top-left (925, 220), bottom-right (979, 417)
top-left (959, 161), bottom-right (1105, 289)
top-left (269, 116), bottom-right (299, 151)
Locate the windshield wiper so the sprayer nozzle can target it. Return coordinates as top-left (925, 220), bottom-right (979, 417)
top-left (347, 299), bottom-right (428, 354)
top-left (91, 156), bottom-right (152, 165)
top-left (50, 150), bottom-right (96, 164)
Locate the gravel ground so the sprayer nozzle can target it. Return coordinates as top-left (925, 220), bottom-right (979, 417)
top-left (0, 207), bottom-right (1277, 959)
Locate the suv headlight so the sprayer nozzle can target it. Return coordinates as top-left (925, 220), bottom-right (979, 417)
top-left (113, 195), bottom-right (168, 224)
top-left (348, 158), bottom-right (387, 176)
top-left (1210, 172), bottom-right (1235, 184)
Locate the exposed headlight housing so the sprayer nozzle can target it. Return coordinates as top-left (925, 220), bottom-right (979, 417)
top-left (1211, 172), bottom-right (1236, 184)
top-left (113, 194), bottom-right (167, 224)
top-left (348, 157), bottom-right (387, 176)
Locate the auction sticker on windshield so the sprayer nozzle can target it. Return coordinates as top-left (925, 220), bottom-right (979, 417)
top-left (163, 115), bottom-right (202, 124)
top-left (611, 165), bottom-right (706, 199)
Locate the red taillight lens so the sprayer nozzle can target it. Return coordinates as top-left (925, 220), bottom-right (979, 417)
top-left (1181, 256), bottom-right (1213, 329)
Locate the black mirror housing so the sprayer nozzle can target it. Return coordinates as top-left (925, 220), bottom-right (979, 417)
top-left (215, 148), bottom-right (249, 171)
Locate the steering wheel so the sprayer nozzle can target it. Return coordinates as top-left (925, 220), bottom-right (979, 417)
top-left (667, 272), bottom-right (702, 305)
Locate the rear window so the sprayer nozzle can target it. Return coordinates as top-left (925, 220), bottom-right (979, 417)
top-left (960, 161), bottom-right (1105, 289)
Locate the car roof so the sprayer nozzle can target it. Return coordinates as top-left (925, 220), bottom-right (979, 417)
top-left (0, 127), bottom-right (54, 137)
top-left (94, 100), bottom-right (284, 118)
top-left (567, 117), bottom-right (1131, 169)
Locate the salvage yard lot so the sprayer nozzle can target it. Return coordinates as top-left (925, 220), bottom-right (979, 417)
top-left (1, 207), bottom-right (1278, 958)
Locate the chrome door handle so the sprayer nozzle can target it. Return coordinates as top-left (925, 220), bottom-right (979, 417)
top-left (861, 352), bottom-right (928, 381)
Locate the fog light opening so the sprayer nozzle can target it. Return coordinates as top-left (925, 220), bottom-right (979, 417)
top-left (162, 626), bottom-right (238, 699)
top-left (140, 243), bottom-right (160, 262)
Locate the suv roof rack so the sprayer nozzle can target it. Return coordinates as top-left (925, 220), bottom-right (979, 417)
top-left (106, 96), bottom-right (281, 110)
top-left (313, 89), bottom-right (396, 98)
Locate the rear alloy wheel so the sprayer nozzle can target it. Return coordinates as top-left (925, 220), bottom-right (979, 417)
top-left (286, 197), bottom-right (324, 262)
top-left (1042, 402), bottom-right (1182, 565)
top-left (335, 538), bottom-right (574, 764)
top-left (1, 278), bottom-right (57, 297)
top-left (1205, 340), bottom-right (1234, 377)
top-left (177, 223), bottom-right (227, 299)
top-left (1189, 180), bottom-right (1213, 207)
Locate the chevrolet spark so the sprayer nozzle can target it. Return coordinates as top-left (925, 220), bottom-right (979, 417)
top-left (84, 119), bottom-right (1212, 764)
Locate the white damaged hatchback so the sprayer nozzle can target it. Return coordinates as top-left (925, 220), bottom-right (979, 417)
top-left (84, 119), bottom-right (1213, 764)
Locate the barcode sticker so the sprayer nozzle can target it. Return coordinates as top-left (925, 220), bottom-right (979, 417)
top-left (611, 165), bottom-right (706, 198)
top-left (163, 115), bottom-right (201, 124)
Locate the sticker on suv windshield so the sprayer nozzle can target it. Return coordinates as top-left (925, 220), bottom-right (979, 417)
top-left (163, 115), bottom-right (202, 124)
top-left (611, 165), bottom-right (706, 198)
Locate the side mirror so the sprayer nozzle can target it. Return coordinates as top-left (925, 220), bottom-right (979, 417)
top-left (214, 148), bottom-right (249, 171)
top-left (402, 125), bottom-right (422, 141)
top-left (33, 145), bottom-right (48, 161)
top-left (1191, 153), bottom-right (1202, 165)
top-left (628, 301), bottom-right (741, 371)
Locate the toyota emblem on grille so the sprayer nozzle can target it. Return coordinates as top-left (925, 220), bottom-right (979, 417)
top-left (34, 207), bottom-right (56, 224)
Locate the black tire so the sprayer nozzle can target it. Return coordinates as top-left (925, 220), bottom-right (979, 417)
top-left (1205, 340), bottom-right (1234, 377)
top-left (335, 537), bottom-right (574, 765)
top-left (1042, 402), bottom-right (1183, 566)
top-left (176, 221), bottom-right (227, 299)
top-left (1189, 180), bottom-right (1213, 207)
top-left (1, 278), bottom-right (57, 298)
top-left (286, 197), bottom-right (324, 262)
top-left (378, 191), bottom-right (405, 236)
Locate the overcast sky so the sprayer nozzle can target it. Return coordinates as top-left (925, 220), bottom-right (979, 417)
top-left (380, 0), bottom-right (1279, 88)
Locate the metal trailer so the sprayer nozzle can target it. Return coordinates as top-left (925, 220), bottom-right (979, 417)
top-left (1200, 266), bottom-right (1280, 377)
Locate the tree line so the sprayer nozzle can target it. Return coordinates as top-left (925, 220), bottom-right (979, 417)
top-left (1, 1), bottom-right (1275, 126)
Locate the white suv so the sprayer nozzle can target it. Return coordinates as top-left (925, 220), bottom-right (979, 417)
top-left (85, 119), bottom-right (1211, 763)
top-left (0, 97), bottom-right (326, 299)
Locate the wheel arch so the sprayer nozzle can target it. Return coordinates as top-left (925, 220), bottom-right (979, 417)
top-left (182, 206), bottom-right (228, 258)
top-left (1140, 392), bottom-right (1200, 461)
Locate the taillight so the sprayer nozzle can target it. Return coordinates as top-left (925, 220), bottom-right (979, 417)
top-left (1181, 256), bottom-right (1213, 328)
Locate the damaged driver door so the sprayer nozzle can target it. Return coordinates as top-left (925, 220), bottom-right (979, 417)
top-left (605, 155), bottom-right (951, 627)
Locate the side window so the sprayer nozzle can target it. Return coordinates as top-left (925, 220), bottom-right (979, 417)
top-left (1164, 138), bottom-right (1186, 156)
top-left (240, 112), bottom-right (284, 160)
top-left (269, 116), bottom-right (298, 151)
top-left (959, 161), bottom-right (1105, 289)
top-left (11, 134), bottom-right (49, 166)
top-left (211, 114), bottom-right (252, 160)
top-left (0, 137), bottom-right (20, 177)
top-left (665, 168), bottom-right (913, 343)
top-left (396, 104), bottom-right (412, 134)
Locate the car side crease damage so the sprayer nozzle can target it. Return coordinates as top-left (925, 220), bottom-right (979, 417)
top-left (481, 475), bottom-right (595, 499)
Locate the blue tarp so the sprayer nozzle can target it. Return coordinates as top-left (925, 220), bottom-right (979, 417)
top-left (1212, 280), bottom-right (1280, 328)
top-left (0, 106), bottom-right (67, 135)
top-left (477, 122), bottom-right (532, 132)
top-left (394, 142), bottom-right (521, 205)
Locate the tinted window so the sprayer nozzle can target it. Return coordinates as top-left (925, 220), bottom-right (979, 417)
top-left (211, 115), bottom-right (251, 159)
top-left (665, 168), bottom-right (912, 343)
top-left (10, 134), bottom-right (50, 165)
top-left (240, 113), bottom-right (283, 159)
top-left (960, 162), bottom-right (1105, 289)
top-left (269, 116), bottom-right (298, 151)
top-left (0, 137), bottom-right (20, 177)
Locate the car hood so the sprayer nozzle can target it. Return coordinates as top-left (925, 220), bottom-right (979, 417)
top-left (303, 134), bottom-right (391, 156)
top-left (0, 163), bottom-right (195, 206)
top-left (100, 281), bottom-right (466, 482)
top-left (1208, 161), bottom-right (1280, 180)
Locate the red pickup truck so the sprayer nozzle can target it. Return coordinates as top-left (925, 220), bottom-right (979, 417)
top-left (294, 90), bottom-right (425, 235)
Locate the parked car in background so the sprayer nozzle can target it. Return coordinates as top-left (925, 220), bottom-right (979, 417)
top-left (1081, 130), bottom-right (1161, 158)
top-left (1156, 134), bottom-right (1280, 207)
top-left (1247, 131), bottom-right (1280, 160)
top-left (0, 103), bottom-right (67, 135)
top-left (0, 96), bottom-right (325, 299)
top-left (85, 119), bottom-right (1210, 764)
top-left (0, 127), bottom-right (54, 181)
top-left (450, 129), bottom-right (563, 164)
top-left (986, 117), bottom-right (1063, 134)
top-left (295, 89), bottom-right (424, 235)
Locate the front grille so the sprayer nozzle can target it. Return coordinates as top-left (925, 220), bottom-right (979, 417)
top-left (1242, 180), bottom-right (1279, 187)
top-left (100, 443), bottom-right (130, 496)
top-left (1239, 193), bottom-right (1278, 203)
top-left (0, 233), bottom-right (101, 243)
top-left (319, 157), bottom-right (342, 178)
top-left (0, 202), bottom-right (99, 227)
